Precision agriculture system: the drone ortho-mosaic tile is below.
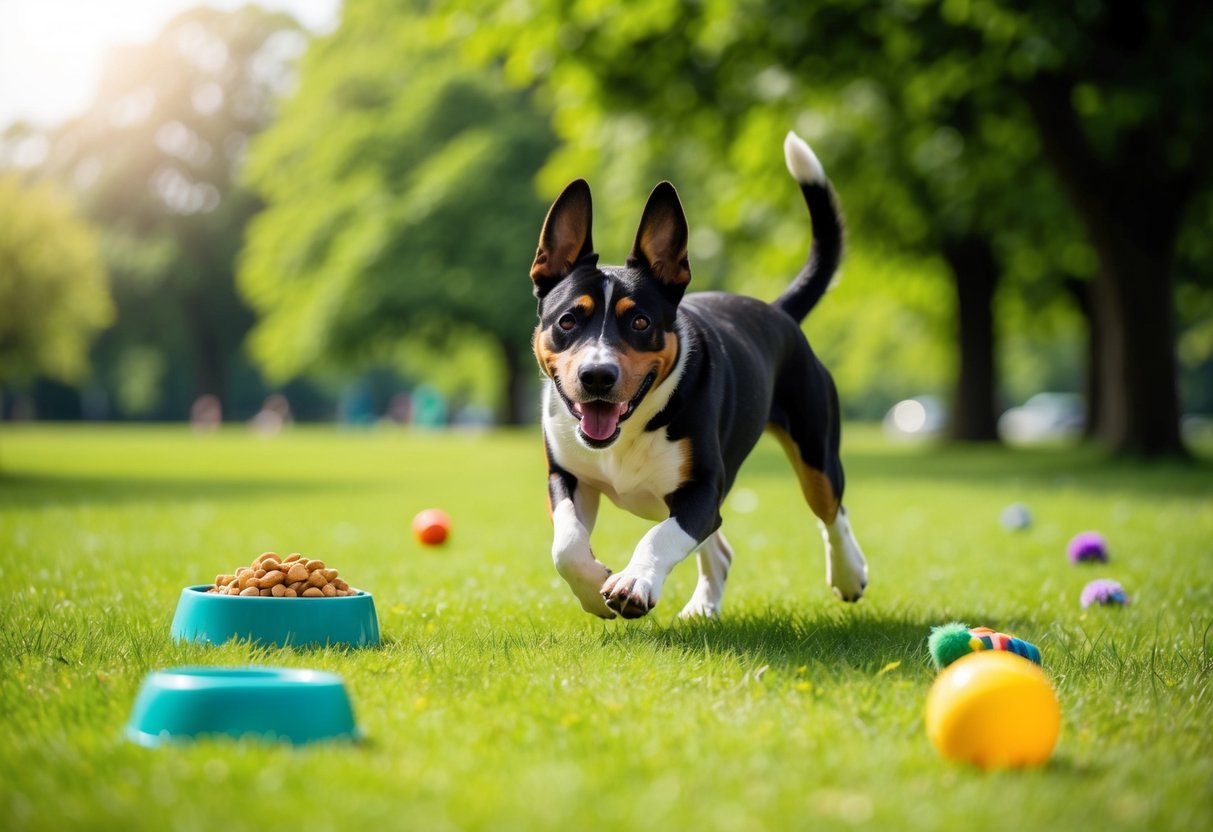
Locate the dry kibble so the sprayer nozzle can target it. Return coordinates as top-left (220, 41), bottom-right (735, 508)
top-left (209, 552), bottom-right (352, 599)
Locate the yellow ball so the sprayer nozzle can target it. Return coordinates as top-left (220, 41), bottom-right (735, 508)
top-left (925, 650), bottom-right (1061, 769)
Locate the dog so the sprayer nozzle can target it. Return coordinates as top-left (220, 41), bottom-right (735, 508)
top-left (530, 131), bottom-right (867, 620)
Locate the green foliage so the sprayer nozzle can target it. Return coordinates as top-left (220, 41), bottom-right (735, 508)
top-left (239, 0), bottom-right (557, 419)
top-left (1, 425), bottom-right (1211, 829)
top-left (32, 5), bottom-right (304, 415)
top-left (442, 0), bottom-right (1212, 430)
top-left (0, 175), bottom-right (112, 385)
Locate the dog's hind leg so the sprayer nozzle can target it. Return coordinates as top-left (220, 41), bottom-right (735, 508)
top-left (678, 530), bottom-right (734, 619)
top-left (768, 364), bottom-right (868, 602)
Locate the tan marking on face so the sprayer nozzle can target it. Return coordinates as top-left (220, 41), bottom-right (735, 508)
top-left (767, 425), bottom-right (840, 523)
top-left (610, 332), bottom-right (681, 400)
top-left (533, 324), bottom-right (554, 376)
top-left (612, 332), bottom-right (675, 404)
top-left (574, 295), bottom-right (594, 315)
top-left (535, 329), bottom-right (585, 396)
top-left (652, 332), bottom-right (679, 387)
top-left (615, 297), bottom-right (636, 316)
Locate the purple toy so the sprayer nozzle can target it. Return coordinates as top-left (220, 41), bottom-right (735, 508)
top-left (1081, 578), bottom-right (1130, 608)
top-left (1067, 531), bottom-right (1109, 564)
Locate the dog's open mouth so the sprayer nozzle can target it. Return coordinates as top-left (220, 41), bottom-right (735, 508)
top-left (558, 372), bottom-right (656, 447)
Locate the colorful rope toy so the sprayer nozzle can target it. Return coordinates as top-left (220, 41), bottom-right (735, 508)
top-left (928, 622), bottom-right (1042, 671)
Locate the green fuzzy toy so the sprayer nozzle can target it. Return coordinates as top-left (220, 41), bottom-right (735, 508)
top-left (928, 622), bottom-right (1042, 671)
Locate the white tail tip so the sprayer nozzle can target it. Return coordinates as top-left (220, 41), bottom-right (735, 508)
top-left (784, 131), bottom-right (825, 185)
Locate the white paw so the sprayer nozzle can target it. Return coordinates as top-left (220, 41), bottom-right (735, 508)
top-left (822, 510), bottom-right (868, 603)
top-left (557, 557), bottom-right (617, 619)
top-left (677, 597), bottom-right (721, 620)
top-left (828, 555), bottom-right (867, 602)
top-left (601, 570), bottom-right (659, 619)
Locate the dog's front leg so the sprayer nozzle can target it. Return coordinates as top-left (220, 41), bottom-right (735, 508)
top-left (601, 483), bottom-right (720, 619)
top-left (548, 465), bottom-right (617, 619)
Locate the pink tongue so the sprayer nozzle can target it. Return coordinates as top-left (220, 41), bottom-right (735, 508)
top-left (579, 401), bottom-right (625, 441)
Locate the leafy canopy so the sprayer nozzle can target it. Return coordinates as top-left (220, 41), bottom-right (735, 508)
top-left (0, 175), bottom-right (113, 386)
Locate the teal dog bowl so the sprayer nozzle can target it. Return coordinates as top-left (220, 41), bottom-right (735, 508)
top-left (171, 585), bottom-right (380, 647)
top-left (126, 666), bottom-right (359, 746)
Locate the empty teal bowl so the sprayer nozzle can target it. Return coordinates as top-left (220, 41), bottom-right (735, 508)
top-left (171, 585), bottom-right (380, 648)
top-left (126, 666), bottom-right (359, 746)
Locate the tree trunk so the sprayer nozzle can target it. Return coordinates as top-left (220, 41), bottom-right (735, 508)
top-left (499, 338), bottom-right (532, 426)
top-left (942, 236), bottom-right (1001, 442)
top-left (187, 291), bottom-right (227, 408)
top-left (1089, 238), bottom-right (1186, 456)
top-left (1064, 278), bottom-right (1102, 439)
top-left (1023, 76), bottom-right (1188, 458)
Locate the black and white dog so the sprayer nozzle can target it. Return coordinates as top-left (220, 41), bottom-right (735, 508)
top-left (530, 132), bottom-right (867, 619)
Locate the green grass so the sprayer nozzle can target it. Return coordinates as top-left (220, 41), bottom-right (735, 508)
top-left (1, 424), bottom-right (1211, 831)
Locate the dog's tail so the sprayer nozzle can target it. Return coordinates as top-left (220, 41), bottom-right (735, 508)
top-left (772, 131), bottom-right (844, 323)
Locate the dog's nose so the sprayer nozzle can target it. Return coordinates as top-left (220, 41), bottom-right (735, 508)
top-left (578, 362), bottom-right (619, 397)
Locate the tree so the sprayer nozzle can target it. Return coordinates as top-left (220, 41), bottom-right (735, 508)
top-left (444, 0), bottom-right (1079, 443)
top-left (31, 6), bottom-right (305, 417)
top-left (0, 175), bottom-right (113, 390)
top-left (239, 0), bottom-right (557, 424)
top-left (450, 0), bottom-right (1210, 455)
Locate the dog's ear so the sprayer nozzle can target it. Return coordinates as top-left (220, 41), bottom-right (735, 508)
top-left (531, 179), bottom-right (596, 297)
top-left (628, 181), bottom-right (691, 300)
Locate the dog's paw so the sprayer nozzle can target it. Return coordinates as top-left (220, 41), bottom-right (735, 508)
top-left (571, 570), bottom-right (619, 620)
top-left (601, 571), bottom-right (658, 619)
top-left (677, 598), bottom-right (721, 620)
top-left (822, 510), bottom-right (868, 603)
top-left (555, 554), bottom-right (618, 619)
top-left (579, 592), bottom-right (618, 619)
top-left (827, 542), bottom-right (868, 602)
top-left (830, 575), bottom-right (867, 603)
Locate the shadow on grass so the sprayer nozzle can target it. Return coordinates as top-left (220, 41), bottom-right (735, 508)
top-left (594, 608), bottom-right (951, 674)
top-left (741, 441), bottom-right (1213, 499)
top-left (593, 605), bottom-right (1060, 677)
top-left (0, 473), bottom-right (370, 508)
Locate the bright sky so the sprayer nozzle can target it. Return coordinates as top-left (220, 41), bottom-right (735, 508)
top-left (0, 0), bottom-right (341, 128)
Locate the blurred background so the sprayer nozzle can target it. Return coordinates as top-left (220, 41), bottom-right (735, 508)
top-left (1, 0), bottom-right (1210, 457)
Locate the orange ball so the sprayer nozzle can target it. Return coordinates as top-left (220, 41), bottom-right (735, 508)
top-left (925, 650), bottom-right (1061, 769)
top-left (412, 509), bottom-right (451, 545)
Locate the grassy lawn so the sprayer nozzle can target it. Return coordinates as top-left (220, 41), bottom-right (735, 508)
top-left (1, 424), bottom-right (1210, 831)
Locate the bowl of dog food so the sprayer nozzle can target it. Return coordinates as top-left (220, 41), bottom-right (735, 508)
top-left (125, 666), bottom-right (361, 746)
top-left (171, 552), bottom-right (380, 647)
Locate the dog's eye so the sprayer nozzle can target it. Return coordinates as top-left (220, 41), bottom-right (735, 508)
top-left (632, 316), bottom-right (650, 332)
top-left (558, 313), bottom-right (577, 331)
